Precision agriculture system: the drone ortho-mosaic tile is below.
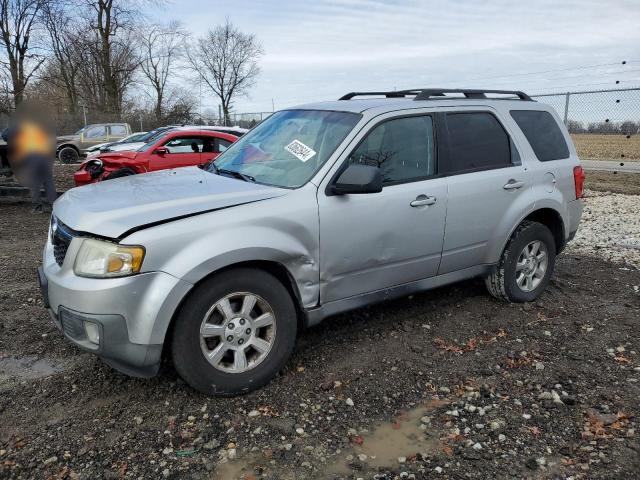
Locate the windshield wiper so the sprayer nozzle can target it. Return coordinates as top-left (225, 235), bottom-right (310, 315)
top-left (202, 161), bottom-right (255, 183)
top-left (217, 168), bottom-right (255, 183)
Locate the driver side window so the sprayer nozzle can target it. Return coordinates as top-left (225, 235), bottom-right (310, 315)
top-left (163, 137), bottom-right (203, 154)
top-left (347, 115), bottom-right (435, 184)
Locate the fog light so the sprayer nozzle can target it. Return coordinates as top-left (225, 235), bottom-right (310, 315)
top-left (84, 321), bottom-right (100, 345)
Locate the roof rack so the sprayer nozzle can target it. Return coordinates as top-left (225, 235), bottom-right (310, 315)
top-left (338, 88), bottom-right (533, 101)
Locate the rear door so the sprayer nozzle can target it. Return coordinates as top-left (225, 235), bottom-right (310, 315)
top-left (149, 135), bottom-right (203, 170)
top-left (107, 124), bottom-right (128, 143)
top-left (438, 109), bottom-right (530, 274)
top-left (80, 125), bottom-right (108, 149)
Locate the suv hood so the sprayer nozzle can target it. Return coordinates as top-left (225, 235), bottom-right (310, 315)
top-left (54, 167), bottom-right (287, 238)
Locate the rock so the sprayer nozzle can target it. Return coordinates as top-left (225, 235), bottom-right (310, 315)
top-left (203, 439), bottom-right (220, 450)
top-left (228, 448), bottom-right (237, 460)
top-left (162, 447), bottom-right (173, 455)
top-left (472, 443), bottom-right (482, 450)
top-left (420, 416), bottom-right (431, 424)
top-left (398, 456), bottom-right (407, 463)
top-left (525, 457), bottom-right (538, 470)
top-left (534, 362), bottom-right (545, 371)
top-left (357, 454), bottom-right (367, 462)
top-left (134, 416), bottom-right (143, 425)
top-left (434, 466), bottom-right (443, 473)
top-left (498, 434), bottom-right (506, 442)
top-left (187, 415), bottom-right (196, 422)
top-left (522, 413), bottom-right (532, 420)
top-left (439, 386), bottom-right (451, 393)
top-left (248, 410), bottom-right (260, 417)
top-left (296, 428), bottom-right (305, 435)
top-left (346, 398), bottom-right (354, 407)
top-left (446, 409), bottom-right (459, 417)
top-left (162, 469), bottom-right (170, 477)
top-left (43, 456), bottom-right (58, 466)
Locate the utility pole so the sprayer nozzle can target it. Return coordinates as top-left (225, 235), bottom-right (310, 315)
top-left (139, 113), bottom-right (143, 132)
top-left (272, 98), bottom-right (275, 112)
top-left (80, 104), bottom-right (87, 126)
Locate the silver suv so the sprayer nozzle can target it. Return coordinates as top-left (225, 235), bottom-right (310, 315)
top-left (38, 89), bottom-right (584, 395)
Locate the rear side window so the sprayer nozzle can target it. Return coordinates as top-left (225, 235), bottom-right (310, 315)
top-left (443, 112), bottom-right (511, 174)
top-left (510, 110), bottom-right (569, 161)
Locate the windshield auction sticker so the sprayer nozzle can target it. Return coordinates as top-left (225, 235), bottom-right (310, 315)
top-left (284, 139), bottom-right (317, 162)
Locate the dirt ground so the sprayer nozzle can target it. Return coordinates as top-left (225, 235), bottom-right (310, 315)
top-left (1, 169), bottom-right (639, 480)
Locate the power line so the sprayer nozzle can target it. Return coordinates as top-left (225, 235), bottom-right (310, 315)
top-left (445, 60), bottom-right (636, 84)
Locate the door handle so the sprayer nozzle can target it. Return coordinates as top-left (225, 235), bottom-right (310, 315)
top-left (410, 195), bottom-right (437, 207)
top-left (503, 180), bottom-right (524, 190)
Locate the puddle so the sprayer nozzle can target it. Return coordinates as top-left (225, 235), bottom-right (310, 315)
top-left (0, 355), bottom-right (63, 380)
top-left (214, 399), bottom-right (448, 479)
top-left (328, 400), bottom-right (447, 475)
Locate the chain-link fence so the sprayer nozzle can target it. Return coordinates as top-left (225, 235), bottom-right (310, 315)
top-left (531, 87), bottom-right (640, 160)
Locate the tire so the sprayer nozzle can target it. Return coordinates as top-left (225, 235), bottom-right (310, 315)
top-left (105, 167), bottom-right (136, 180)
top-left (485, 220), bottom-right (556, 303)
top-left (171, 268), bottom-right (298, 396)
top-left (58, 146), bottom-right (79, 164)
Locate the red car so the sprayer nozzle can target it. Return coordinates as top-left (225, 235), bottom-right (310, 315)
top-left (73, 129), bottom-right (238, 186)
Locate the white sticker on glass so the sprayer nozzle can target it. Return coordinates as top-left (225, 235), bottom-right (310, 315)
top-left (284, 139), bottom-right (317, 162)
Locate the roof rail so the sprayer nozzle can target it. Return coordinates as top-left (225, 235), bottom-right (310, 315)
top-left (338, 88), bottom-right (533, 101)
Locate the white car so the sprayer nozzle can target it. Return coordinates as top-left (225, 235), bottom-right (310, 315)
top-left (85, 132), bottom-right (148, 158)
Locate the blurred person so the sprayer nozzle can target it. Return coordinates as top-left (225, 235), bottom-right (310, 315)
top-left (8, 104), bottom-right (56, 213)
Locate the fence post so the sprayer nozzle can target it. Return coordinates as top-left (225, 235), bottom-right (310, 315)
top-left (563, 92), bottom-right (570, 126)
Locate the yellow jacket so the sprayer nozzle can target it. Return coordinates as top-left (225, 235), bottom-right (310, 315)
top-left (14, 121), bottom-right (53, 160)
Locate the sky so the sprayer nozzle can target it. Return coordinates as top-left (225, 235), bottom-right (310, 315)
top-left (152, 0), bottom-right (640, 114)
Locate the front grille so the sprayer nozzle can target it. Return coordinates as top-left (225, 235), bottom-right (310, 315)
top-left (51, 216), bottom-right (75, 267)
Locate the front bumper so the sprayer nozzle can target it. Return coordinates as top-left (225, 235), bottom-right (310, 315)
top-left (40, 235), bottom-right (192, 377)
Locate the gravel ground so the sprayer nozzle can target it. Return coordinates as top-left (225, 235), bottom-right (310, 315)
top-left (0, 172), bottom-right (639, 479)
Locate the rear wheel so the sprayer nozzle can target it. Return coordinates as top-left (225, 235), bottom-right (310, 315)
top-left (58, 146), bottom-right (79, 164)
top-left (485, 220), bottom-right (556, 302)
top-left (171, 268), bottom-right (297, 396)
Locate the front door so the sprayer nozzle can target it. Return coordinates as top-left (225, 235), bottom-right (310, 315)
top-left (318, 114), bottom-right (448, 303)
top-left (150, 136), bottom-right (203, 171)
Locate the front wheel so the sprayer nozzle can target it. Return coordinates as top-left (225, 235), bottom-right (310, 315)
top-left (58, 146), bottom-right (79, 164)
top-left (171, 268), bottom-right (298, 396)
top-left (485, 220), bottom-right (556, 302)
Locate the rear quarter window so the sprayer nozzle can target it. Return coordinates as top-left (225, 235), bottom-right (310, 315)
top-left (510, 110), bottom-right (570, 161)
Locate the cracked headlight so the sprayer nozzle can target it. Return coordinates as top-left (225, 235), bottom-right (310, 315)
top-left (74, 238), bottom-right (145, 278)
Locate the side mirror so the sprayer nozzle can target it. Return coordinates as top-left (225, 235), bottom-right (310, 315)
top-left (154, 147), bottom-right (168, 155)
top-left (331, 164), bottom-right (383, 195)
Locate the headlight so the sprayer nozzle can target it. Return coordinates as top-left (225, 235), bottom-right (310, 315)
top-left (74, 238), bottom-right (145, 278)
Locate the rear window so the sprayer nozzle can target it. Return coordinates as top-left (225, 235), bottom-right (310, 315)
top-left (442, 112), bottom-right (511, 174)
top-left (510, 110), bottom-right (569, 161)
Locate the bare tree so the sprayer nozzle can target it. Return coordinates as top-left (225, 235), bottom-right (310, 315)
top-left (78, 0), bottom-right (141, 114)
top-left (187, 20), bottom-right (263, 124)
top-left (0, 0), bottom-right (48, 107)
top-left (42, 0), bottom-right (82, 113)
top-left (139, 21), bottom-right (184, 121)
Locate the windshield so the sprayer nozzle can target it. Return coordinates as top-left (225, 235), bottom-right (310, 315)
top-left (74, 127), bottom-right (85, 135)
top-left (137, 127), bottom-right (176, 151)
top-left (209, 110), bottom-right (361, 188)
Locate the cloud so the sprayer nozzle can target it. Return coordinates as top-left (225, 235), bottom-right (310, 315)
top-left (159, 0), bottom-right (640, 111)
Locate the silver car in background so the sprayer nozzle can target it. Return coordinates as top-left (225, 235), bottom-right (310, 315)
top-left (38, 88), bottom-right (584, 395)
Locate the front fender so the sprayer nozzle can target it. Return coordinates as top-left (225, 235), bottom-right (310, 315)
top-left (125, 188), bottom-right (320, 309)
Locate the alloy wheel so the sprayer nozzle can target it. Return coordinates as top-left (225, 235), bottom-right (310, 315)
top-left (515, 240), bottom-right (548, 292)
top-left (199, 292), bottom-right (276, 373)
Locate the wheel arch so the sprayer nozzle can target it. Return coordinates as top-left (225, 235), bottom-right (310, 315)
top-left (56, 143), bottom-right (80, 153)
top-left (162, 259), bottom-right (307, 362)
top-left (522, 208), bottom-right (566, 253)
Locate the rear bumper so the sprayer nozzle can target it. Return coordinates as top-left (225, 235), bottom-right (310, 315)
top-left (566, 198), bottom-right (583, 243)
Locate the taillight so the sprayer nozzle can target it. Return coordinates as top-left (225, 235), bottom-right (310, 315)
top-left (573, 165), bottom-right (585, 199)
